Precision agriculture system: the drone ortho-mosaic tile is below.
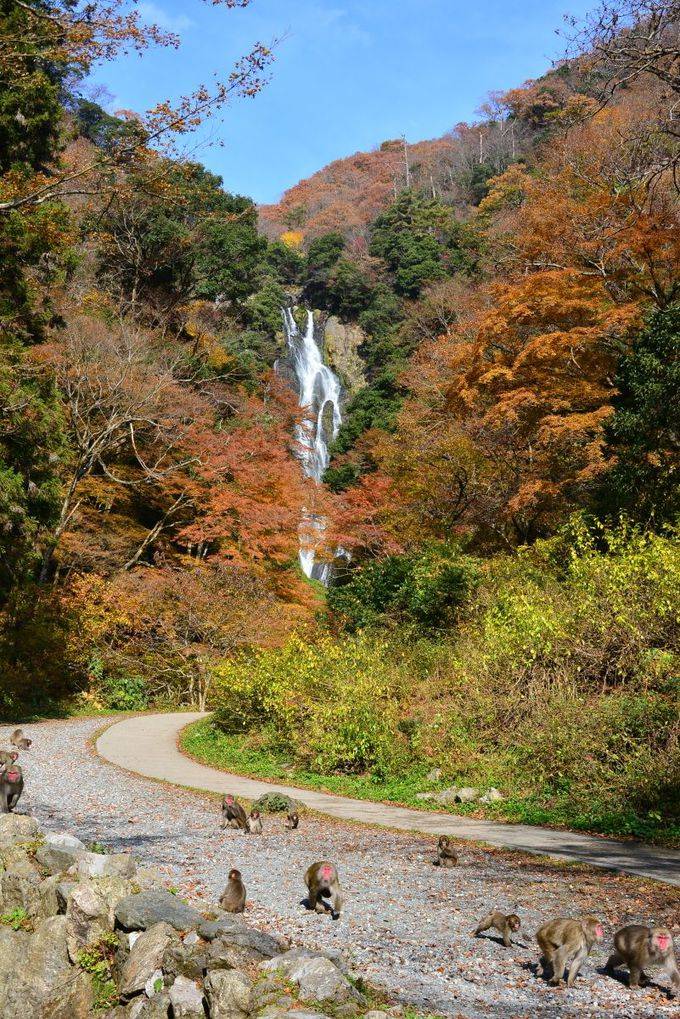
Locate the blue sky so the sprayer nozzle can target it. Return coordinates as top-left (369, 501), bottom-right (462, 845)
top-left (88, 0), bottom-right (596, 204)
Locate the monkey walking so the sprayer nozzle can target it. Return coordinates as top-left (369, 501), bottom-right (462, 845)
top-left (221, 794), bottom-right (247, 831)
top-left (304, 861), bottom-right (343, 920)
top-left (432, 835), bottom-right (457, 868)
top-left (285, 810), bottom-right (299, 830)
top-left (220, 868), bottom-right (246, 913)
top-left (246, 809), bottom-right (263, 834)
top-left (605, 925), bottom-right (679, 996)
top-left (10, 729), bottom-right (31, 750)
top-left (0, 762), bottom-right (23, 813)
top-left (474, 910), bottom-right (521, 947)
top-left (536, 916), bottom-right (603, 987)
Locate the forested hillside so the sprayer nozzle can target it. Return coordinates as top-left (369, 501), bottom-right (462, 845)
top-left (1, 1), bottom-right (678, 840)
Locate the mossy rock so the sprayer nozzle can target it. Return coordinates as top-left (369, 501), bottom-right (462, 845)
top-left (251, 793), bottom-right (298, 814)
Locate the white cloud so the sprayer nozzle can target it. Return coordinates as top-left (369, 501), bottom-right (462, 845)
top-left (137, 2), bottom-right (195, 33)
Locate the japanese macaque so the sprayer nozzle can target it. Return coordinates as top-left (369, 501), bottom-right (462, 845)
top-left (10, 729), bottom-right (31, 750)
top-left (304, 861), bottom-right (343, 920)
top-left (536, 916), bottom-right (604, 987)
top-left (246, 809), bottom-right (263, 834)
top-left (474, 910), bottom-right (521, 947)
top-left (432, 835), bottom-right (457, 868)
top-left (0, 762), bottom-right (23, 813)
top-left (0, 750), bottom-right (19, 769)
top-left (221, 794), bottom-right (247, 831)
top-left (606, 925), bottom-right (679, 995)
top-left (219, 868), bottom-right (246, 913)
top-left (285, 810), bottom-right (299, 830)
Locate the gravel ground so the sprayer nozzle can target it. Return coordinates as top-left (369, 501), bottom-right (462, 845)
top-left (5, 718), bottom-right (679, 1019)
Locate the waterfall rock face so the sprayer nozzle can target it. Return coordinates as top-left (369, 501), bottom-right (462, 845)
top-left (323, 315), bottom-right (366, 395)
top-left (282, 308), bottom-right (343, 582)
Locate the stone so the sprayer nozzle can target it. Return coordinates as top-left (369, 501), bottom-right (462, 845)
top-left (36, 832), bottom-right (86, 874)
top-left (415, 792), bottom-right (435, 801)
top-left (364, 1012), bottom-right (389, 1019)
top-left (168, 974), bottom-right (205, 1016)
top-left (479, 787), bottom-right (504, 803)
top-left (183, 930), bottom-right (200, 947)
top-left (163, 941), bottom-right (207, 980)
top-left (434, 786), bottom-right (480, 804)
top-left (75, 851), bottom-right (136, 880)
top-left (42, 968), bottom-right (94, 1019)
top-left (119, 922), bottom-right (178, 999)
top-left (144, 968), bottom-right (165, 997)
top-left (0, 814), bottom-right (39, 840)
top-left (0, 864), bottom-right (42, 918)
top-left (260, 950), bottom-right (358, 1004)
top-left (130, 991), bottom-right (171, 1017)
top-left (206, 938), bottom-right (271, 970)
top-left (2, 916), bottom-right (72, 1015)
top-left (38, 873), bottom-right (63, 917)
top-left (115, 889), bottom-right (202, 932)
top-left (204, 969), bottom-right (253, 1018)
top-left (0, 927), bottom-right (31, 1013)
top-left (197, 913), bottom-right (247, 941)
top-left (66, 876), bottom-right (131, 962)
top-left (323, 315), bottom-right (366, 394)
top-left (426, 768), bottom-right (442, 782)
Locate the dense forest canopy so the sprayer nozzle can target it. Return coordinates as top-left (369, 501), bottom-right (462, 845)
top-left (0, 0), bottom-right (678, 838)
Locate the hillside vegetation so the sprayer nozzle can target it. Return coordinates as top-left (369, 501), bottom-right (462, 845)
top-left (1, 2), bottom-right (679, 840)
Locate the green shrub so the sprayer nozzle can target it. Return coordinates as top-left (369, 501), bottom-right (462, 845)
top-left (102, 674), bottom-right (148, 711)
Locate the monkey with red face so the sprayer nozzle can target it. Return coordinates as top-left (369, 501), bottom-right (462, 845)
top-left (606, 925), bottom-right (679, 996)
top-left (221, 794), bottom-right (247, 830)
top-left (304, 861), bottom-right (342, 920)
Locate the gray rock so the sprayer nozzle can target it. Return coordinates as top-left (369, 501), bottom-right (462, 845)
top-left (260, 950), bottom-right (358, 1004)
top-left (116, 889), bottom-right (203, 932)
top-left (183, 930), bottom-right (201, 947)
top-left (36, 832), bottom-right (86, 874)
top-left (42, 968), bottom-right (94, 1018)
top-left (434, 786), bottom-right (480, 804)
top-left (2, 916), bottom-right (72, 1015)
top-left (168, 974), bottom-right (205, 1016)
top-left (426, 768), bottom-right (442, 782)
top-left (415, 792), bottom-right (435, 801)
top-left (324, 315), bottom-right (366, 394)
top-left (479, 787), bottom-right (504, 803)
top-left (198, 913), bottom-right (247, 941)
top-left (0, 814), bottom-right (39, 840)
top-left (0, 927), bottom-right (31, 1013)
top-left (163, 941), bottom-right (207, 980)
top-left (364, 1012), bottom-right (389, 1019)
top-left (206, 937), bottom-right (270, 970)
top-left (66, 876), bottom-right (131, 962)
top-left (205, 969), bottom-right (253, 1017)
top-left (120, 922), bottom-right (178, 999)
top-left (0, 863), bottom-right (42, 918)
top-left (38, 873), bottom-right (63, 917)
top-left (129, 991), bottom-right (171, 1017)
top-left (144, 967), bottom-right (165, 997)
top-left (75, 851), bottom-right (136, 880)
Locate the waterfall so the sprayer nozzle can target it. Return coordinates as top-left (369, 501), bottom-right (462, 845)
top-left (282, 307), bottom-right (342, 581)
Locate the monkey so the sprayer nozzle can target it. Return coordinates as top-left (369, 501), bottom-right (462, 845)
top-left (221, 794), bottom-right (247, 831)
top-left (605, 925), bottom-right (680, 995)
top-left (10, 729), bottom-right (31, 750)
top-left (473, 910), bottom-right (521, 947)
top-left (246, 809), bottom-right (263, 834)
top-left (304, 861), bottom-right (343, 920)
top-left (0, 750), bottom-right (19, 769)
top-left (0, 762), bottom-right (23, 813)
top-left (432, 835), bottom-right (457, 868)
top-left (219, 868), bottom-right (246, 913)
top-left (285, 810), bottom-right (299, 830)
top-left (536, 916), bottom-right (603, 987)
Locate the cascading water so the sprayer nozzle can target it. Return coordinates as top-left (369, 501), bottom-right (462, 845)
top-left (282, 307), bottom-right (342, 582)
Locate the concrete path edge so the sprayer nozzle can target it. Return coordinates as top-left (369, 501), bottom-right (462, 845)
top-left (95, 711), bottom-right (680, 887)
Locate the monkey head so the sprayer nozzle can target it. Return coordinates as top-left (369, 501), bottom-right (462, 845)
top-left (225, 794), bottom-right (234, 805)
top-left (228, 868), bottom-right (242, 881)
top-left (651, 928), bottom-right (673, 956)
top-left (507, 914), bottom-right (521, 932)
top-left (584, 917), bottom-right (604, 942)
top-left (250, 809), bottom-right (260, 819)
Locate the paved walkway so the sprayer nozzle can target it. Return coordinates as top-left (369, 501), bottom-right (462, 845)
top-left (96, 712), bottom-right (680, 886)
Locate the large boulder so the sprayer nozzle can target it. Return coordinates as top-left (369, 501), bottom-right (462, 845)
top-left (204, 969), bottom-right (253, 1018)
top-left (36, 832), bottom-right (87, 874)
top-left (0, 916), bottom-right (85, 1016)
top-left (260, 950), bottom-right (361, 1004)
top-left (197, 914), bottom-right (247, 940)
top-left (323, 316), bottom-right (366, 394)
top-left (0, 814), bottom-right (39, 841)
top-left (115, 889), bottom-right (203, 932)
top-left (66, 876), bottom-right (132, 962)
top-left (162, 941), bottom-right (208, 981)
top-left (434, 786), bottom-right (480, 805)
top-left (0, 860), bottom-right (42, 918)
top-left (119, 921), bottom-right (178, 999)
top-left (42, 969), bottom-right (94, 1018)
top-left (0, 927), bottom-right (31, 1013)
top-left (168, 974), bottom-right (205, 1016)
top-left (75, 851), bottom-right (136, 880)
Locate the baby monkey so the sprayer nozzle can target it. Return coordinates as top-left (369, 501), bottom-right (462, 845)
top-left (10, 729), bottom-right (31, 750)
top-left (285, 810), bottom-right (299, 830)
top-left (432, 835), bottom-right (458, 868)
top-left (474, 910), bottom-right (521, 947)
top-left (606, 925), bottom-right (679, 996)
top-left (220, 868), bottom-right (246, 913)
top-left (246, 809), bottom-right (263, 834)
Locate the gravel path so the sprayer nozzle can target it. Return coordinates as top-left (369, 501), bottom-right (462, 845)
top-left (6, 718), bottom-right (680, 1019)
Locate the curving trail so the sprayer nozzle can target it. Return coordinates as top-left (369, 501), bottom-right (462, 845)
top-left (5, 715), bottom-right (679, 1019)
top-left (97, 712), bottom-right (680, 886)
